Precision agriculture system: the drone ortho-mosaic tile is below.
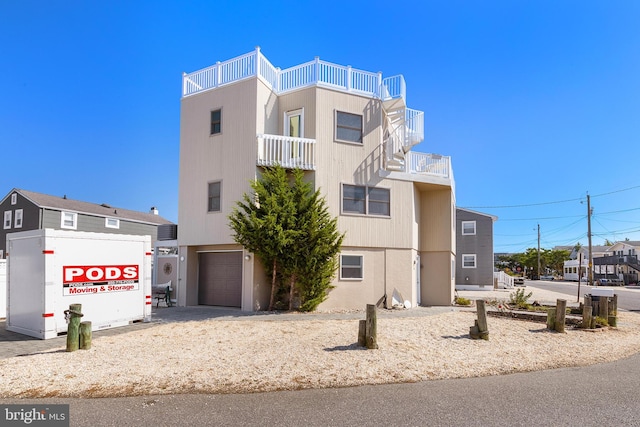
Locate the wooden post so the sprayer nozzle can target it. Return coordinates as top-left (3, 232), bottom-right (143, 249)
top-left (65, 304), bottom-right (83, 352)
top-left (582, 304), bottom-right (593, 329)
top-left (546, 308), bottom-right (555, 330)
top-left (365, 304), bottom-right (378, 349)
top-left (358, 320), bottom-right (366, 347)
top-left (609, 294), bottom-right (618, 327)
top-left (555, 299), bottom-right (567, 333)
top-left (476, 300), bottom-right (489, 340)
top-left (599, 297), bottom-right (608, 319)
top-left (79, 321), bottom-right (92, 350)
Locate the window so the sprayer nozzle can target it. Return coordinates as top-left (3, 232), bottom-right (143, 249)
top-left (105, 217), bottom-right (120, 229)
top-left (335, 111), bottom-right (362, 143)
top-left (461, 221), bottom-right (476, 235)
top-left (14, 209), bottom-right (23, 228)
top-left (462, 254), bottom-right (477, 268)
top-left (3, 211), bottom-right (11, 229)
top-left (342, 184), bottom-right (390, 216)
top-left (210, 109), bottom-right (221, 135)
top-left (11, 193), bottom-right (17, 205)
top-left (208, 181), bottom-right (221, 212)
top-left (340, 255), bottom-right (363, 280)
top-left (285, 109), bottom-right (304, 138)
top-left (61, 211), bottom-right (77, 229)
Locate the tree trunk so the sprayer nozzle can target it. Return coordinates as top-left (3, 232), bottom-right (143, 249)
top-left (288, 274), bottom-right (297, 311)
top-left (268, 258), bottom-right (278, 311)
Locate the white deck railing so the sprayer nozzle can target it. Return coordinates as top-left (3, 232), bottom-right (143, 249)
top-left (183, 47), bottom-right (404, 102)
top-left (494, 271), bottom-right (514, 289)
top-left (406, 152), bottom-right (451, 178)
top-left (257, 134), bottom-right (316, 170)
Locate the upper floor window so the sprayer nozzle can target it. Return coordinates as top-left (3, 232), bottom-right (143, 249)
top-left (340, 254), bottom-right (363, 280)
top-left (285, 109), bottom-right (304, 138)
top-left (105, 217), bottom-right (120, 229)
top-left (335, 111), bottom-right (362, 144)
top-left (61, 211), bottom-right (77, 229)
top-left (462, 221), bottom-right (476, 235)
top-left (342, 184), bottom-right (390, 216)
top-left (462, 254), bottom-right (477, 268)
top-left (3, 211), bottom-right (11, 229)
top-left (10, 193), bottom-right (17, 205)
top-left (210, 109), bottom-right (222, 135)
top-left (14, 209), bottom-right (23, 228)
top-left (208, 181), bottom-right (221, 212)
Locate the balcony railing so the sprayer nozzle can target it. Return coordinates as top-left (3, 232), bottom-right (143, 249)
top-left (406, 152), bottom-right (452, 179)
top-left (257, 134), bottom-right (316, 170)
top-left (183, 47), bottom-right (408, 103)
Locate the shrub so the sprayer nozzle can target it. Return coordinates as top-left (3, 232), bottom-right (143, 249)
top-left (509, 288), bottom-right (533, 309)
top-left (455, 296), bottom-right (472, 306)
top-left (594, 316), bottom-right (609, 327)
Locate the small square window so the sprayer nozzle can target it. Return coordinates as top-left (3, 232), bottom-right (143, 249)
top-left (210, 109), bottom-right (221, 135)
top-left (105, 217), bottom-right (120, 229)
top-left (461, 221), bottom-right (476, 235)
top-left (340, 254), bottom-right (363, 280)
top-left (3, 211), bottom-right (11, 229)
top-left (61, 211), bottom-right (77, 229)
top-left (462, 254), bottom-right (477, 268)
top-left (208, 181), bottom-right (221, 212)
top-left (335, 111), bottom-right (362, 143)
top-left (368, 187), bottom-right (390, 216)
top-left (14, 209), bottom-right (23, 228)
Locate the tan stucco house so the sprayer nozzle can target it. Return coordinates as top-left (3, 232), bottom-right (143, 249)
top-left (176, 48), bottom-right (456, 311)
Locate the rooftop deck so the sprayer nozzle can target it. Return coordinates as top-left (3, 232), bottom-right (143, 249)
top-left (183, 47), bottom-right (407, 102)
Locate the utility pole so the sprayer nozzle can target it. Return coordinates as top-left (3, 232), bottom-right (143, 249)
top-left (587, 194), bottom-right (593, 286)
top-left (537, 223), bottom-right (541, 280)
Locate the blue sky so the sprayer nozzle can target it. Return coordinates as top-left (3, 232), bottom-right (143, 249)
top-left (2, 0), bottom-right (639, 253)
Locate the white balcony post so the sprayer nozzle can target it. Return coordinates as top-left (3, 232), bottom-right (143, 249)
top-left (215, 61), bottom-right (221, 88)
top-left (182, 72), bottom-right (187, 95)
top-left (377, 72), bottom-right (383, 98)
top-left (347, 66), bottom-right (352, 92)
top-left (314, 57), bottom-right (320, 84)
top-left (255, 46), bottom-right (261, 79)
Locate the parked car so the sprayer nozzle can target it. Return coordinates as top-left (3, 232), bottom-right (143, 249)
top-left (514, 276), bottom-right (525, 286)
top-left (609, 278), bottom-right (624, 286)
top-left (596, 279), bottom-right (610, 286)
top-left (540, 275), bottom-right (554, 281)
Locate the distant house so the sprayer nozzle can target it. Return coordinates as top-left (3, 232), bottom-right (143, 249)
top-left (596, 241), bottom-right (640, 284)
top-left (0, 189), bottom-right (173, 258)
top-left (455, 208), bottom-right (497, 290)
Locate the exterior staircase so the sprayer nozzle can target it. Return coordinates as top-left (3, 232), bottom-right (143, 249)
top-left (381, 76), bottom-right (424, 172)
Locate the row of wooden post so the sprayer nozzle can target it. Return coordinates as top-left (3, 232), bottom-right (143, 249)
top-left (583, 294), bottom-right (617, 328)
top-left (66, 303), bottom-right (92, 352)
top-left (546, 299), bottom-right (567, 332)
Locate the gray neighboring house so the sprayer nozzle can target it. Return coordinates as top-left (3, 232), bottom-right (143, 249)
top-left (455, 208), bottom-right (497, 290)
top-left (0, 188), bottom-right (173, 258)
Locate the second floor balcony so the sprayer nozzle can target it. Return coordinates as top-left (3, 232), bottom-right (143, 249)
top-left (257, 134), bottom-right (316, 170)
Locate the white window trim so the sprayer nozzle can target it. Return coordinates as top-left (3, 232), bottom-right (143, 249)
top-left (284, 108), bottom-right (304, 138)
top-left (14, 209), bottom-right (23, 228)
top-left (3, 211), bottom-right (11, 230)
top-left (61, 211), bottom-right (78, 230)
top-left (105, 217), bottom-right (120, 229)
top-left (10, 193), bottom-right (17, 205)
top-left (340, 254), bottom-right (364, 280)
top-left (461, 221), bottom-right (476, 235)
top-left (334, 110), bottom-right (363, 145)
top-left (462, 254), bottom-right (477, 269)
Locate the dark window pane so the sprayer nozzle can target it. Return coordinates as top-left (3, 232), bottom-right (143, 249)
top-left (336, 111), bottom-right (362, 143)
top-left (211, 109), bottom-right (221, 135)
top-left (341, 255), bottom-right (363, 279)
top-left (343, 185), bottom-right (366, 214)
top-left (368, 187), bottom-right (390, 216)
top-left (208, 182), bottom-right (221, 212)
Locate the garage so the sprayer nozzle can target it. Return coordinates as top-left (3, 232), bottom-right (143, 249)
top-left (198, 251), bottom-right (242, 307)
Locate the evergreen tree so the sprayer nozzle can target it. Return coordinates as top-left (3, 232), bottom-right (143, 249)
top-left (229, 166), bottom-right (343, 311)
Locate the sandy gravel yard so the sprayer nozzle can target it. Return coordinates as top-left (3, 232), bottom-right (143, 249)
top-left (1, 308), bottom-right (639, 398)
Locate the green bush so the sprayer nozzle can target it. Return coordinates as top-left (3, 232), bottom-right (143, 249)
top-left (455, 296), bottom-right (472, 306)
top-left (509, 288), bottom-right (533, 309)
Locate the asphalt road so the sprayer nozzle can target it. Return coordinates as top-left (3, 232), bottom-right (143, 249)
top-left (3, 351), bottom-right (640, 426)
top-left (527, 279), bottom-right (640, 311)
